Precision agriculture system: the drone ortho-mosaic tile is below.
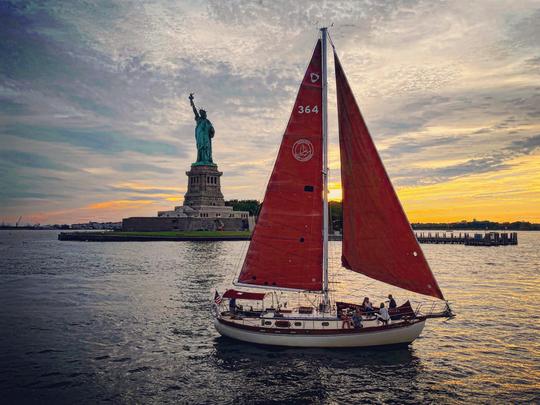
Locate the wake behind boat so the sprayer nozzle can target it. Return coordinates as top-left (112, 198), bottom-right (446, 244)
top-left (212, 28), bottom-right (453, 348)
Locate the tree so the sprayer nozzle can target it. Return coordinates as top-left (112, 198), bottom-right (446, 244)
top-left (225, 200), bottom-right (261, 216)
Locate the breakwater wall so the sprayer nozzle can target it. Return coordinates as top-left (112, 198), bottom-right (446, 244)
top-left (58, 232), bottom-right (250, 242)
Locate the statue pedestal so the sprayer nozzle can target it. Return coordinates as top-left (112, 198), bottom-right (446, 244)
top-left (183, 164), bottom-right (225, 207)
top-left (123, 162), bottom-right (255, 232)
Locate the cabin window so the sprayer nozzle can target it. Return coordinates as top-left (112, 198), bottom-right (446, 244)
top-left (275, 320), bottom-right (290, 328)
top-left (263, 321), bottom-right (272, 326)
top-left (304, 185), bottom-right (314, 192)
top-left (321, 322), bottom-right (329, 327)
top-left (294, 322), bottom-right (302, 327)
top-left (299, 307), bottom-right (313, 314)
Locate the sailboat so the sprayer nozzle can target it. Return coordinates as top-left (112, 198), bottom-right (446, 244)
top-left (213, 28), bottom-right (453, 348)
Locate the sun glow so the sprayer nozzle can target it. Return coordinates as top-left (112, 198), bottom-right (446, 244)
top-left (324, 152), bottom-right (540, 222)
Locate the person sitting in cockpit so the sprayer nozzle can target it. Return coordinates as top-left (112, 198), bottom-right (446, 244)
top-left (352, 309), bottom-right (363, 329)
top-left (362, 297), bottom-right (374, 314)
top-left (376, 302), bottom-right (391, 325)
top-left (229, 297), bottom-right (237, 313)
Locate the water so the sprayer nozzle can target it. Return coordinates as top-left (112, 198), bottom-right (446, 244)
top-left (0, 230), bottom-right (538, 404)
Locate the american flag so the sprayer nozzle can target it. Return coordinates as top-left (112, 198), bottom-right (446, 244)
top-left (214, 290), bottom-right (222, 305)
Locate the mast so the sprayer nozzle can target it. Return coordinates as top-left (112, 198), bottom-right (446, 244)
top-left (321, 27), bottom-right (330, 310)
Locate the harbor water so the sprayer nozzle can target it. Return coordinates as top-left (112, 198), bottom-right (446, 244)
top-left (0, 230), bottom-right (538, 404)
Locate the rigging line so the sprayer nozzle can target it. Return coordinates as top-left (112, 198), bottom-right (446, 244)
top-left (232, 237), bottom-right (250, 284)
top-left (327, 30), bottom-right (336, 50)
top-left (234, 238), bottom-right (246, 270)
top-left (303, 292), bottom-right (319, 308)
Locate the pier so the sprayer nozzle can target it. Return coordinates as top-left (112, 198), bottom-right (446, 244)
top-left (414, 232), bottom-right (518, 246)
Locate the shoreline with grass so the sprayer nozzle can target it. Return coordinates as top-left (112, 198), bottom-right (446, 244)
top-left (58, 230), bottom-right (252, 242)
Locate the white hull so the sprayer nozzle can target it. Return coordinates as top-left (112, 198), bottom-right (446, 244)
top-left (214, 318), bottom-right (426, 348)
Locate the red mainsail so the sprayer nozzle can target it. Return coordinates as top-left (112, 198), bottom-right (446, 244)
top-left (237, 41), bottom-right (323, 291)
top-left (334, 52), bottom-right (444, 300)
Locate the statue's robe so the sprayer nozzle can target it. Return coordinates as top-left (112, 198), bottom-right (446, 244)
top-left (195, 117), bottom-right (214, 164)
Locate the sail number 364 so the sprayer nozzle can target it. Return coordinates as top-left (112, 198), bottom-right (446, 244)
top-left (297, 105), bottom-right (319, 114)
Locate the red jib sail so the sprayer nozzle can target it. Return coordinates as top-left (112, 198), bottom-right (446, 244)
top-left (334, 52), bottom-right (444, 300)
top-left (237, 41), bottom-right (323, 291)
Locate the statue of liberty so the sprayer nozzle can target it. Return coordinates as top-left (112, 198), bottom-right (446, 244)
top-left (189, 93), bottom-right (215, 166)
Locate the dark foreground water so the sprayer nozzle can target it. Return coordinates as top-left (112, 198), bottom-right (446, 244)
top-left (0, 230), bottom-right (538, 404)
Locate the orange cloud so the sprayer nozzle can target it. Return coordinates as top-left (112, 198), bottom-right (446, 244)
top-left (87, 199), bottom-right (154, 210)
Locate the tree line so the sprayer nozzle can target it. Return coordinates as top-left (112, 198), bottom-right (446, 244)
top-left (225, 200), bottom-right (539, 231)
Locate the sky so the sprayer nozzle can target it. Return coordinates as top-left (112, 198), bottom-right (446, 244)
top-left (1, 0), bottom-right (539, 225)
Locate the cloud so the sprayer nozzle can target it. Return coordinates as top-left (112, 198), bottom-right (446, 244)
top-left (509, 134), bottom-right (540, 153)
top-left (111, 187), bottom-right (182, 195)
top-left (390, 133), bottom-right (540, 186)
top-left (0, 0), bottom-right (539, 223)
top-left (117, 162), bottom-right (175, 174)
top-left (0, 149), bottom-right (72, 171)
top-left (2, 124), bottom-right (183, 156)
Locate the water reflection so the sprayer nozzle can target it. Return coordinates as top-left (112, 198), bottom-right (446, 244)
top-left (212, 336), bottom-right (423, 403)
top-left (1, 231), bottom-right (539, 403)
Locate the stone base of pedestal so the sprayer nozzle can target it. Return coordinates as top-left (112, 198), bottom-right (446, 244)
top-left (183, 164), bottom-right (225, 207)
top-left (122, 216), bottom-right (253, 232)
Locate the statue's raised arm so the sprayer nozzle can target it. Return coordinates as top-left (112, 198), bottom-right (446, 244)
top-left (189, 93), bottom-right (199, 120)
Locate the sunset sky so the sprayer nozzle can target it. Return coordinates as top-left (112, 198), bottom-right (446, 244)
top-left (1, 0), bottom-right (539, 225)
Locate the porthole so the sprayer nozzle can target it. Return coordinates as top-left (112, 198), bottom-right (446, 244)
top-left (294, 322), bottom-right (302, 326)
top-left (322, 322), bottom-right (329, 327)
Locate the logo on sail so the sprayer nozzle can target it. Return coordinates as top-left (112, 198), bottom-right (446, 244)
top-left (292, 139), bottom-right (314, 162)
top-left (310, 73), bottom-right (320, 83)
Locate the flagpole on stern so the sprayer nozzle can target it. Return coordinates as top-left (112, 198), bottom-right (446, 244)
top-left (320, 27), bottom-right (330, 312)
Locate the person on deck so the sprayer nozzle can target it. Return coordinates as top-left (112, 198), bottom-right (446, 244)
top-left (341, 310), bottom-right (351, 329)
top-left (377, 303), bottom-right (391, 325)
top-left (362, 297), bottom-right (374, 314)
top-left (388, 294), bottom-right (397, 309)
top-left (352, 309), bottom-right (363, 329)
top-left (229, 298), bottom-right (237, 314)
